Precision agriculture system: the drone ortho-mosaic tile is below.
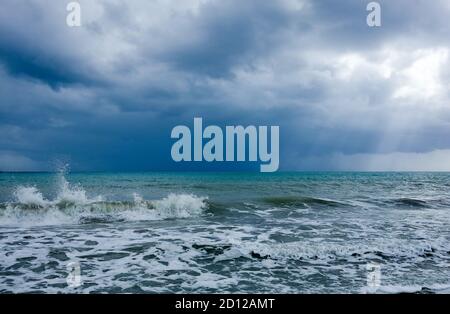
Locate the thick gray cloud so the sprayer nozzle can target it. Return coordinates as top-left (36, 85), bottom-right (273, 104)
top-left (0, 0), bottom-right (449, 171)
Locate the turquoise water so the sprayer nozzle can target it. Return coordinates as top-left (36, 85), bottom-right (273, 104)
top-left (0, 172), bottom-right (449, 293)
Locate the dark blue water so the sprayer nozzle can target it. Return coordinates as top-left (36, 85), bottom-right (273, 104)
top-left (0, 172), bottom-right (449, 293)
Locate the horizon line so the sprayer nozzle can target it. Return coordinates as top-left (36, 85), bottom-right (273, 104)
top-left (1, 170), bottom-right (450, 174)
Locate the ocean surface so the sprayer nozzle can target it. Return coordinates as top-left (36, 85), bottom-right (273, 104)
top-left (0, 171), bottom-right (449, 294)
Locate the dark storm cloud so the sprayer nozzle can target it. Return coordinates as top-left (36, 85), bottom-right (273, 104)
top-left (0, 1), bottom-right (103, 89)
top-left (0, 43), bottom-right (97, 89)
top-left (157, 0), bottom-right (301, 78)
top-left (0, 0), bottom-right (449, 171)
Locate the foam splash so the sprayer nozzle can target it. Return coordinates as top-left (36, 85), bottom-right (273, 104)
top-left (153, 193), bottom-right (206, 219)
top-left (212, 238), bottom-right (450, 266)
top-left (13, 186), bottom-right (49, 207)
top-left (112, 193), bottom-right (208, 222)
top-left (57, 175), bottom-right (103, 205)
top-left (0, 175), bottom-right (207, 226)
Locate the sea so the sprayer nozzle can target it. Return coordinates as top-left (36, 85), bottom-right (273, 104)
top-left (0, 171), bottom-right (449, 293)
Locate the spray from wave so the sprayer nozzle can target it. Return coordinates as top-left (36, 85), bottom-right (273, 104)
top-left (0, 169), bottom-right (207, 226)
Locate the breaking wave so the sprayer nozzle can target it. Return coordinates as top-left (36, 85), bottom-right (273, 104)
top-left (0, 175), bottom-right (207, 226)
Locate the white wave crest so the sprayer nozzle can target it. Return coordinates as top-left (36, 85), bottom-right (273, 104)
top-left (13, 186), bottom-right (49, 207)
top-left (56, 175), bottom-right (103, 204)
top-left (1, 176), bottom-right (207, 226)
top-left (152, 193), bottom-right (207, 219)
top-left (109, 193), bottom-right (208, 222)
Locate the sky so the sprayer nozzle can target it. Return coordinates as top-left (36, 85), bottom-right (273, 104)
top-left (0, 0), bottom-right (450, 171)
